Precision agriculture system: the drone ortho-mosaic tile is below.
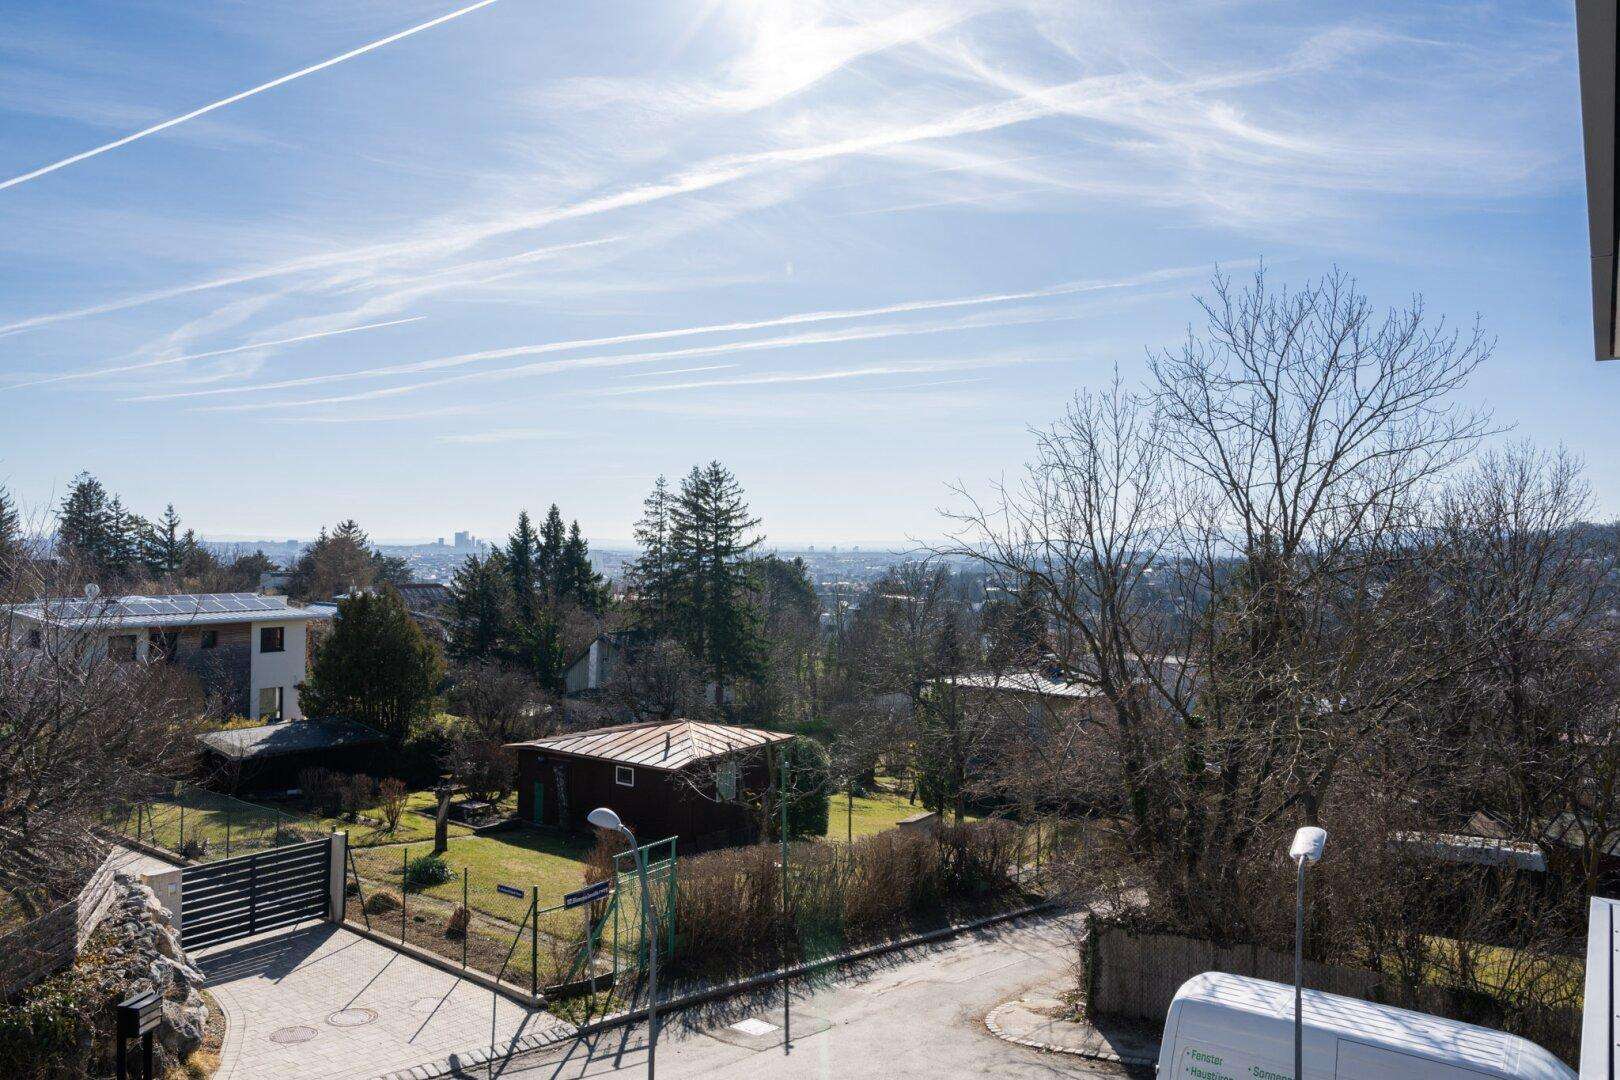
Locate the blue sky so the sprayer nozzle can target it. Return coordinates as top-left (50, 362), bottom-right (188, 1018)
top-left (0, 0), bottom-right (1604, 546)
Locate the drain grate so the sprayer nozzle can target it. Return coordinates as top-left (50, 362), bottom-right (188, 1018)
top-left (270, 1025), bottom-right (318, 1044)
top-left (326, 1007), bottom-right (379, 1028)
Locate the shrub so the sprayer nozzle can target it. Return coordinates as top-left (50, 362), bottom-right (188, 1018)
top-left (377, 778), bottom-right (408, 832)
top-left (340, 773), bottom-right (378, 821)
top-left (404, 853), bottom-right (453, 891)
top-left (363, 891), bottom-right (400, 915)
top-left (297, 767), bottom-right (343, 817)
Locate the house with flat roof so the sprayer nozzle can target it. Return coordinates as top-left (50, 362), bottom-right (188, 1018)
top-left (4, 592), bottom-right (331, 721)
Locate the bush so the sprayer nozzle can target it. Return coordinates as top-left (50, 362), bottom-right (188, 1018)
top-left (377, 778), bottom-right (408, 832)
top-left (363, 891), bottom-right (400, 915)
top-left (404, 853), bottom-right (453, 891)
top-left (297, 767), bottom-right (343, 817)
top-left (340, 773), bottom-right (377, 821)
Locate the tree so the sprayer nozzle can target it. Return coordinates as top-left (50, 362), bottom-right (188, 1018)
top-left (628, 475), bottom-right (675, 623)
top-left (446, 661), bottom-right (547, 743)
top-left (505, 511), bottom-right (542, 622)
top-left (560, 520), bottom-right (607, 612)
top-left (665, 462), bottom-right (764, 702)
top-left (0, 485), bottom-right (21, 578)
top-left (57, 473), bottom-right (142, 583)
top-left (289, 520), bottom-right (383, 601)
top-left (446, 553), bottom-right (516, 664)
top-left (300, 587), bottom-right (445, 745)
top-left (143, 503), bottom-right (192, 577)
top-left (538, 505), bottom-right (567, 601)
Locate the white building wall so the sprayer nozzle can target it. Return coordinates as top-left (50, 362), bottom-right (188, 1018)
top-left (249, 620), bottom-right (309, 721)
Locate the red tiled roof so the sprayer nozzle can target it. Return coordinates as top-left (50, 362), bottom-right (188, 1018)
top-left (507, 720), bottom-right (793, 771)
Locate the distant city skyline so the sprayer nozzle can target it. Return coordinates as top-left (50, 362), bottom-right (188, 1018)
top-left (1, 2), bottom-right (1610, 544)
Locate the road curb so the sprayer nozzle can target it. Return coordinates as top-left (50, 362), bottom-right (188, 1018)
top-left (372, 899), bottom-right (1058, 1080)
top-left (983, 1000), bottom-right (1158, 1066)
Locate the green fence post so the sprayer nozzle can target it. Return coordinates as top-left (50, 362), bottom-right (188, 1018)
top-left (401, 847), bottom-right (408, 944)
top-left (530, 887), bottom-right (539, 999)
top-left (226, 815), bottom-right (232, 858)
top-left (179, 804), bottom-right (184, 852)
top-left (462, 868), bottom-right (469, 970)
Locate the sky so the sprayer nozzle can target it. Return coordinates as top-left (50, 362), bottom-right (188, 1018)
top-left (0, 0), bottom-right (1605, 547)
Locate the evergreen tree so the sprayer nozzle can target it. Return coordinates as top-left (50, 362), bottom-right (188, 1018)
top-left (57, 473), bottom-right (140, 582)
top-left (666, 462), bottom-right (764, 702)
top-left (446, 553), bottom-right (516, 664)
top-left (504, 511), bottom-right (541, 622)
top-left (144, 504), bottom-right (191, 577)
top-left (289, 519), bottom-right (388, 600)
top-left (629, 475), bottom-right (675, 624)
top-left (300, 587), bottom-right (444, 745)
top-left (0, 485), bottom-right (21, 573)
top-left (537, 505), bottom-right (567, 599)
top-left (560, 520), bottom-right (607, 612)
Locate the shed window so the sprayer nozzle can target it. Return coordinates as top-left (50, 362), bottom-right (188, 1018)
top-left (259, 626), bottom-right (285, 653)
top-left (615, 766), bottom-right (635, 787)
top-left (717, 759), bottom-right (739, 802)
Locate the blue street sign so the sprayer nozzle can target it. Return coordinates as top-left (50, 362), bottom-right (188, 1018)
top-left (564, 880), bottom-right (611, 908)
top-left (496, 884), bottom-right (524, 899)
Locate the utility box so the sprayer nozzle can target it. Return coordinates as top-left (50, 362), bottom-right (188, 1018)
top-left (1157, 972), bottom-right (1572, 1080)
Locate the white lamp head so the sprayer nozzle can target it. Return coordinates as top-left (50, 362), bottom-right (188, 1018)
top-left (587, 807), bottom-right (625, 832)
top-left (1289, 826), bottom-right (1327, 864)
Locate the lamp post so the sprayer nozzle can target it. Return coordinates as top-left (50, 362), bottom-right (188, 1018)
top-left (590, 806), bottom-right (657, 1080)
top-left (1289, 826), bottom-right (1327, 1080)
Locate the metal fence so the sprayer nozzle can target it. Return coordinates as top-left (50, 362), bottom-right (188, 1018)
top-left (105, 778), bottom-right (326, 862)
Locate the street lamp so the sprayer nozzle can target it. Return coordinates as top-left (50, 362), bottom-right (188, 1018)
top-left (589, 806), bottom-right (658, 1080)
top-left (1289, 826), bottom-right (1327, 1080)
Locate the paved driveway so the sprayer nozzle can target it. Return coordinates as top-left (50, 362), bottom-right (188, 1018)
top-left (506, 912), bottom-right (1137, 1080)
top-left (197, 924), bottom-right (573, 1080)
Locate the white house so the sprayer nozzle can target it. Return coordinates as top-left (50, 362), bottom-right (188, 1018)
top-left (3, 592), bottom-right (331, 721)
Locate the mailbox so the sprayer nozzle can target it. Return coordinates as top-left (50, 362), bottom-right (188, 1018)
top-left (117, 990), bottom-right (162, 1039)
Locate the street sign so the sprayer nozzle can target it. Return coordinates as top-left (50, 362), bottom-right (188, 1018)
top-left (564, 880), bottom-right (611, 908)
top-left (496, 884), bottom-right (524, 899)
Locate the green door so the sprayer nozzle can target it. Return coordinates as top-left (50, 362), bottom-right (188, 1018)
top-left (532, 780), bottom-right (545, 825)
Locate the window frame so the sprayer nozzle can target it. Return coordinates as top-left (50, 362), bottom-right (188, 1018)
top-left (259, 625), bottom-right (286, 653)
top-left (614, 765), bottom-right (635, 788)
top-left (258, 685), bottom-right (284, 722)
top-left (200, 629), bottom-right (218, 650)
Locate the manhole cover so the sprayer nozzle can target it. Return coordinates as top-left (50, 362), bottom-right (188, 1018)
top-left (729, 1018), bottom-right (777, 1036)
top-left (270, 1025), bottom-right (318, 1044)
top-left (326, 1008), bottom-right (378, 1028)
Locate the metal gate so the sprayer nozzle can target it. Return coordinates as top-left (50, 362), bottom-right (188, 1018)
top-left (179, 836), bottom-right (333, 950)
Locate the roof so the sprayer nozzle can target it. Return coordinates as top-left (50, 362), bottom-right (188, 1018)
top-left (1171, 972), bottom-right (1573, 1080)
top-left (939, 670), bottom-right (1101, 700)
top-left (1390, 831), bottom-right (1548, 873)
top-left (509, 720), bottom-right (793, 771)
top-left (197, 719), bottom-right (384, 761)
top-left (5, 592), bottom-right (331, 630)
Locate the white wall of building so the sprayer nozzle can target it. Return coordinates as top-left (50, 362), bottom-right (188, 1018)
top-left (249, 619), bottom-right (309, 721)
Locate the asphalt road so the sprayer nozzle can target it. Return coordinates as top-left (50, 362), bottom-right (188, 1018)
top-left (493, 912), bottom-right (1140, 1080)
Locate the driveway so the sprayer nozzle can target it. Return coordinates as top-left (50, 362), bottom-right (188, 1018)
top-left (196, 924), bottom-right (573, 1080)
top-left (504, 911), bottom-right (1139, 1080)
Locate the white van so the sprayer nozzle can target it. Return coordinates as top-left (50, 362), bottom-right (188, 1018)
top-left (1156, 972), bottom-right (1573, 1080)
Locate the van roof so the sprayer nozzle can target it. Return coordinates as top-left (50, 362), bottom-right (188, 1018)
top-left (1171, 973), bottom-right (1572, 1080)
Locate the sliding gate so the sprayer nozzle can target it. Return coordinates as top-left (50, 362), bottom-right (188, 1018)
top-left (179, 836), bottom-right (334, 950)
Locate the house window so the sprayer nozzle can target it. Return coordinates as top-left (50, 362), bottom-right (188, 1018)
top-left (108, 634), bottom-right (137, 662)
top-left (153, 631), bottom-right (179, 662)
top-left (259, 626), bottom-right (285, 653)
top-left (258, 686), bottom-right (284, 722)
top-left (200, 629), bottom-right (218, 649)
top-left (615, 766), bottom-right (635, 787)
top-left (26, 628), bottom-right (41, 648)
top-left (717, 759), bottom-right (739, 802)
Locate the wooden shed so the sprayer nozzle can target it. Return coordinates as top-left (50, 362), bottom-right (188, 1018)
top-left (508, 720), bottom-right (794, 849)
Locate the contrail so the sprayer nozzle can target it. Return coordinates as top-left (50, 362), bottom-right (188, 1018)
top-left (2, 316), bottom-right (425, 391)
top-left (0, 0), bottom-right (501, 193)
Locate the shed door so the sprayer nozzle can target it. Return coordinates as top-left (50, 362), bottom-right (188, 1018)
top-left (531, 779), bottom-right (545, 825)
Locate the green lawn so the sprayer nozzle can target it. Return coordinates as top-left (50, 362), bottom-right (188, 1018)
top-left (823, 787), bottom-right (978, 840)
top-left (352, 828), bottom-right (598, 917)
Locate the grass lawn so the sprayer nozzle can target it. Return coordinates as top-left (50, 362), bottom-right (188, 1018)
top-left (352, 828), bottom-right (597, 917)
top-left (822, 787), bottom-right (978, 840)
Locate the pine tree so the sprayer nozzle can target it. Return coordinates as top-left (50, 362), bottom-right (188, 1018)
top-left (58, 473), bottom-right (141, 582)
top-left (447, 553), bottom-right (516, 663)
top-left (144, 504), bottom-right (188, 577)
top-left (560, 520), bottom-right (606, 612)
top-left (289, 519), bottom-right (379, 600)
top-left (667, 462), bottom-right (764, 702)
top-left (0, 485), bottom-right (21, 576)
top-left (537, 505), bottom-right (567, 600)
top-left (504, 511), bottom-right (541, 622)
top-left (301, 587), bottom-right (444, 745)
top-left (629, 475), bottom-right (674, 625)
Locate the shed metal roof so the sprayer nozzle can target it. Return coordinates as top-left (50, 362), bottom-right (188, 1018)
top-left (197, 719), bottom-right (383, 761)
top-left (939, 670), bottom-right (1101, 700)
top-left (510, 720), bottom-right (793, 771)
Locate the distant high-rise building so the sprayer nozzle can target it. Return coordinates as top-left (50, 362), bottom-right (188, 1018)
top-left (436, 537), bottom-right (445, 546)
top-left (454, 531), bottom-right (472, 548)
